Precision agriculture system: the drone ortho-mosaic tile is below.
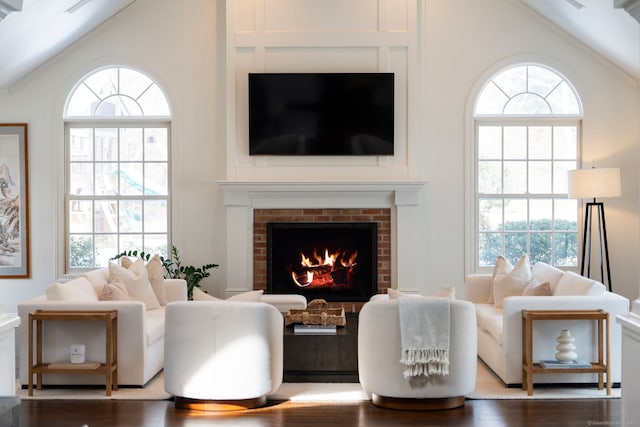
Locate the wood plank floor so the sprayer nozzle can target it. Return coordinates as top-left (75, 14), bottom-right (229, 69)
top-left (15, 398), bottom-right (619, 427)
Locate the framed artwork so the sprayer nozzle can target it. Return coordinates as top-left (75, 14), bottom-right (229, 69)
top-left (0, 124), bottom-right (29, 278)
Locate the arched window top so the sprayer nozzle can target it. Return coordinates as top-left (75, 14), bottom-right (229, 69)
top-left (65, 66), bottom-right (170, 118)
top-left (475, 64), bottom-right (581, 116)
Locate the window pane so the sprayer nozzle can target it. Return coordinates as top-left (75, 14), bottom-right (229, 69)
top-left (530, 199), bottom-right (552, 230)
top-left (120, 162), bottom-right (143, 196)
top-left (95, 234), bottom-right (118, 267)
top-left (528, 65), bottom-right (561, 97)
top-left (529, 161), bottom-right (551, 193)
top-left (120, 235), bottom-right (143, 253)
top-left (144, 200), bottom-right (167, 233)
top-left (85, 68), bottom-right (118, 98)
top-left (95, 128), bottom-right (118, 161)
top-left (95, 200), bottom-right (118, 233)
top-left (529, 233), bottom-right (552, 264)
top-left (119, 200), bottom-right (142, 232)
top-left (504, 199), bottom-right (527, 231)
top-left (69, 128), bottom-right (93, 161)
top-left (553, 126), bottom-right (577, 159)
top-left (493, 66), bottom-right (526, 97)
top-left (67, 84), bottom-right (100, 116)
top-left (145, 163), bottom-right (168, 195)
top-left (475, 83), bottom-right (509, 114)
top-left (547, 81), bottom-right (580, 114)
top-left (120, 128), bottom-right (143, 161)
top-left (479, 199), bottom-right (502, 231)
top-left (145, 128), bottom-right (168, 161)
top-left (96, 95), bottom-right (143, 116)
top-left (95, 163), bottom-right (118, 195)
top-left (478, 161), bottom-right (502, 193)
top-left (69, 163), bottom-right (94, 195)
top-left (555, 232), bottom-right (577, 266)
top-left (555, 199), bottom-right (577, 231)
top-left (504, 126), bottom-right (526, 159)
top-left (69, 200), bottom-right (92, 233)
top-left (529, 126), bottom-right (551, 159)
top-left (553, 161), bottom-right (576, 194)
top-left (144, 234), bottom-right (168, 257)
top-left (505, 233), bottom-right (527, 262)
top-left (504, 161), bottom-right (526, 193)
top-left (120, 68), bottom-right (153, 99)
top-left (69, 235), bottom-right (94, 268)
top-left (479, 233), bottom-right (503, 266)
top-left (138, 85), bottom-right (171, 116)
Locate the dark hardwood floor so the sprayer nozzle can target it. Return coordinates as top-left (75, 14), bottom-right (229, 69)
top-left (13, 398), bottom-right (619, 427)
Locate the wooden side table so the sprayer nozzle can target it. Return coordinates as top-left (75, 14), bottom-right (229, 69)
top-left (521, 309), bottom-right (610, 396)
top-left (28, 310), bottom-right (118, 396)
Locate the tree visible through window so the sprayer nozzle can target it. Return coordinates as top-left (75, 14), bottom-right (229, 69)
top-left (64, 66), bottom-right (171, 271)
top-left (473, 64), bottom-right (581, 268)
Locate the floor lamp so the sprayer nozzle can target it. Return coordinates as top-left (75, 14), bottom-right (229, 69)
top-left (567, 167), bottom-right (621, 292)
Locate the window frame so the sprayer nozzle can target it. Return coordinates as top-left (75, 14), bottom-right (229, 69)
top-left (468, 63), bottom-right (583, 273)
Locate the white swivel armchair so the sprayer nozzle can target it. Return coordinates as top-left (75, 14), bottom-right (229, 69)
top-left (164, 300), bottom-right (284, 411)
top-left (358, 296), bottom-right (477, 410)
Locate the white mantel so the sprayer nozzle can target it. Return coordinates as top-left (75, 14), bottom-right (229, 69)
top-left (218, 180), bottom-right (427, 297)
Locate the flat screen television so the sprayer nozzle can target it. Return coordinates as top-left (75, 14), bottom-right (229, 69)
top-left (248, 72), bottom-right (394, 156)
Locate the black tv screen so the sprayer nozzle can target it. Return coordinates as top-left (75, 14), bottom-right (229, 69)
top-left (248, 72), bottom-right (394, 156)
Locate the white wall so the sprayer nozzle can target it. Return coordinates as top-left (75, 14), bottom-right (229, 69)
top-left (0, 0), bottom-right (638, 312)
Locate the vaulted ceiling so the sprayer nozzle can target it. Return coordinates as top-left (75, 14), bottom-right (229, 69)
top-left (0, 0), bottom-right (638, 90)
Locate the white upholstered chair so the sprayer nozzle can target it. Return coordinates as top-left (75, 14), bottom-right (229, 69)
top-left (358, 295), bottom-right (477, 410)
top-left (164, 300), bottom-right (283, 411)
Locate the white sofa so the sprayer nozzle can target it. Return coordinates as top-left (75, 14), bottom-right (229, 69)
top-left (465, 261), bottom-right (630, 386)
top-left (358, 295), bottom-right (477, 409)
top-left (18, 265), bottom-right (187, 387)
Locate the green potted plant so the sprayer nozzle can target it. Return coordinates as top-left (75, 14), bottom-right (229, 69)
top-left (113, 246), bottom-right (219, 300)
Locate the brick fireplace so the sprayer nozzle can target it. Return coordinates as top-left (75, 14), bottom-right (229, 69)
top-left (218, 181), bottom-right (426, 311)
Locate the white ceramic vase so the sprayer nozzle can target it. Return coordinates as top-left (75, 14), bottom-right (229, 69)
top-left (555, 329), bottom-right (578, 363)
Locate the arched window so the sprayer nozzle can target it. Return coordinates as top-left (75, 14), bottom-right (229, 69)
top-left (472, 64), bottom-right (581, 268)
top-left (64, 66), bottom-right (171, 271)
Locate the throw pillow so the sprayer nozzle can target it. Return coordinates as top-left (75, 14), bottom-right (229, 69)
top-left (192, 288), bottom-right (220, 301)
top-left (522, 279), bottom-right (552, 296)
top-left (553, 271), bottom-right (606, 296)
top-left (387, 288), bottom-right (422, 299)
top-left (45, 277), bottom-right (100, 302)
top-left (488, 256), bottom-right (513, 304)
top-left (99, 279), bottom-right (132, 301)
top-left (227, 290), bottom-right (264, 302)
top-left (120, 255), bottom-right (168, 306)
top-left (492, 254), bottom-right (532, 308)
top-left (432, 286), bottom-right (456, 300)
top-left (109, 259), bottom-right (161, 309)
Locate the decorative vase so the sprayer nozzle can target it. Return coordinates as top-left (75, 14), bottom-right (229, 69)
top-left (555, 329), bottom-right (578, 363)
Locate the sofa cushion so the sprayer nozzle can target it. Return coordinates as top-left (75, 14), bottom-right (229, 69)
top-left (522, 279), bottom-right (552, 296)
top-left (109, 259), bottom-right (161, 309)
top-left (487, 256), bottom-right (513, 304)
top-left (531, 262), bottom-right (565, 294)
top-left (553, 271), bottom-right (606, 296)
top-left (45, 277), bottom-right (100, 302)
top-left (145, 309), bottom-right (166, 346)
top-left (227, 290), bottom-right (264, 301)
top-left (492, 254), bottom-right (532, 308)
top-left (81, 268), bottom-right (111, 294)
top-left (99, 279), bottom-right (132, 301)
top-left (192, 288), bottom-right (220, 300)
top-left (121, 255), bottom-right (168, 306)
top-left (475, 303), bottom-right (504, 345)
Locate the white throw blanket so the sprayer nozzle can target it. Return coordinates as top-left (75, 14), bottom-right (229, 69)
top-left (398, 297), bottom-right (450, 378)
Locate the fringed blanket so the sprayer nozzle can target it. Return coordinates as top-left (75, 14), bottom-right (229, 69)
top-left (398, 297), bottom-right (450, 378)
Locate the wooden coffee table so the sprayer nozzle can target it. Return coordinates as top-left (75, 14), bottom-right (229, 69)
top-left (521, 309), bottom-right (610, 396)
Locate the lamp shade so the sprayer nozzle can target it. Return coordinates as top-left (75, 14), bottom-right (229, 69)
top-left (567, 168), bottom-right (621, 199)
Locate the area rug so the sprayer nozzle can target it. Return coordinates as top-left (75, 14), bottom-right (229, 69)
top-left (16, 360), bottom-right (619, 401)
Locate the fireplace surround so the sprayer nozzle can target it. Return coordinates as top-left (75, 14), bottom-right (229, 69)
top-left (218, 180), bottom-right (426, 309)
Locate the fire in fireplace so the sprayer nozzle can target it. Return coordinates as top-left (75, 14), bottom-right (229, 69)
top-left (267, 222), bottom-right (378, 302)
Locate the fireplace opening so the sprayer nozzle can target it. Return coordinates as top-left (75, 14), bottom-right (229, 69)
top-left (267, 222), bottom-right (378, 302)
